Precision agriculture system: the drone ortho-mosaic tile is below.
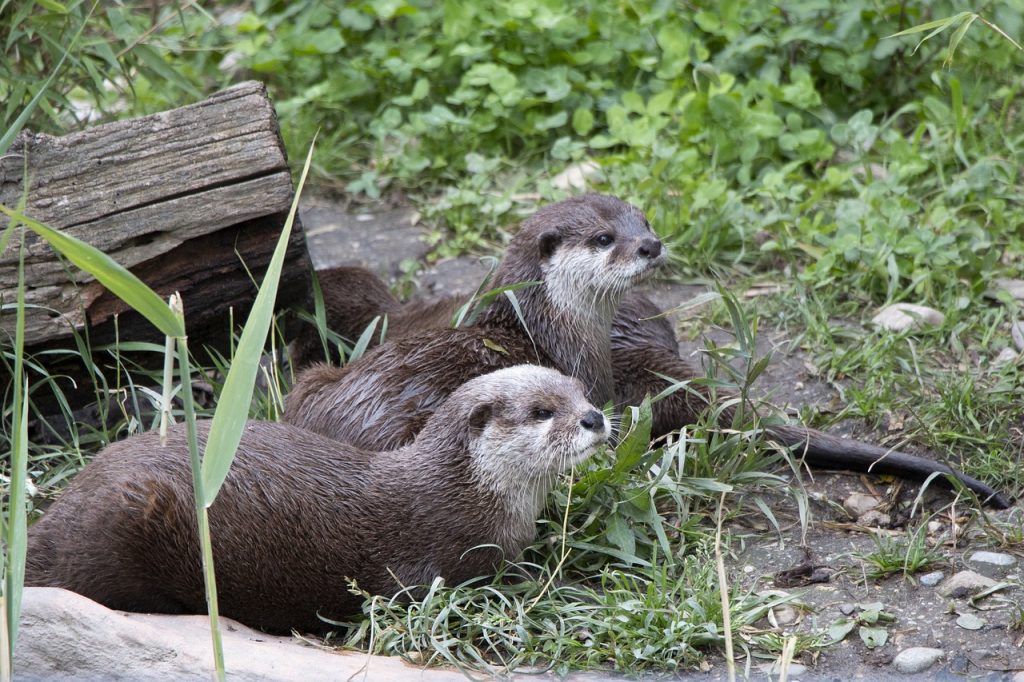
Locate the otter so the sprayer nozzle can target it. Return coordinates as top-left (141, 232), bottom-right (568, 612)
top-left (25, 365), bottom-right (608, 634)
top-left (287, 198), bottom-right (1010, 509)
top-left (285, 193), bottom-right (665, 449)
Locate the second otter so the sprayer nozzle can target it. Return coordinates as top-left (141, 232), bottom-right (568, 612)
top-left (26, 365), bottom-right (608, 634)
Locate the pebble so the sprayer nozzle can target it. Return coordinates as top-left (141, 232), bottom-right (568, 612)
top-left (844, 492), bottom-right (883, 518)
top-left (892, 647), bottom-right (945, 674)
top-left (838, 603), bottom-right (856, 615)
top-left (918, 571), bottom-right (944, 587)
top-left (993, 347), bottom-right (1019, 368)
top-left (770, 604), bottom-right (799, 627)
top-left (761, 662), bottom-right (808, 676)
top-left (857, 510), bottom-right (891, 527)
top-left (1013, 320), bottom-right (1024, 352)
top-left (938, 570), bottom-right (997, 598)
top-left (996, 278), bottom-right (1024, 300)
top-left (551, 160), bottom-right (600, 190)
top-left (871, 304), bottom-right (945, 332)
top-left (969, 551), bottom-right (1016, 567)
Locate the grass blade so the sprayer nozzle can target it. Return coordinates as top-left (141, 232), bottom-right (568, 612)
top-left (200, 135), bottom-right (316, 504)
top-left (0, 204), bottom-right (184, 338)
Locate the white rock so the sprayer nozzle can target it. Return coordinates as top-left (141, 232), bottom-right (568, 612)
top-left (871, 304), bottom-right (945, 332)
top-left (551, 160), bottom-right (601, 190)
top-left (993, 347), bottom-right (1020, 368)
top-left (918, 571), bottom-right (944, 587)
top-left (996, 278), bottom-right (1024, 300)
top-left (892, 647), bottom-right (944, 674)
top-left (844, 492), bottom-right (883, 518)
top-left (969, 551), bottom-right (1017, 567)
top-left (15, 587), bottom-right (467, 682)
top-left (938, 570), bottom-right (997, 598)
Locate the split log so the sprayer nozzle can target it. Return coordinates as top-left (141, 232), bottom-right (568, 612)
top-left (0, 81), bottom-right (311, 413)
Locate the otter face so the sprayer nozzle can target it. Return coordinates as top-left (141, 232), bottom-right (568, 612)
top-left (462, 366), bottom-right (609, 499)
top-left (529, 194), bottom-right (667, 311)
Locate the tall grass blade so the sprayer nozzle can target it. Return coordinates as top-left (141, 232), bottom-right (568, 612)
top-left (200, 136), bottom-right (316, 503)
top-left (3, 227), bottom-right (29, 673)
top-left (171, 296), bottom-right (225, 681)
top-left (0, 205), bottom-right (184, 338)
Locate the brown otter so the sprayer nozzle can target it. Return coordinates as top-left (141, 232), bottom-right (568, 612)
top-left (25, 365), bottom-right (608, 634)
top-left (287, 198), bottom-right (1010, 508)
top-left (285, 193), bottom-right (665, 448)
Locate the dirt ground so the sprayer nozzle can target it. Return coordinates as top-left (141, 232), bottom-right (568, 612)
top-left (300, 195), bottom-right (1024, 681)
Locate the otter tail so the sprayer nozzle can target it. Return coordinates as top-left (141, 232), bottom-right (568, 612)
top-left (766, 422), bottom-right (1011, 509)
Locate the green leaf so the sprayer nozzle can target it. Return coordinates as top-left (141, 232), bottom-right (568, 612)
top-left (827, 618), bottom-right (856, 643)
top-left (0, 204), bottom-right (184, 338)
top-left (604, 514), bottom-right (637, 558)
top-left (200, 136), bottom-right (316, 504)
top-left (572, 107), bottom-right (594, 136)
top-left (612, 397), bottom-right (653, 478)
top-left (858, 626), bottom-right (888, 648)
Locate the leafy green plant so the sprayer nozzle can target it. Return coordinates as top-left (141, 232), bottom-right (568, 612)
top-left (854, 527), bottom-right (944, 580)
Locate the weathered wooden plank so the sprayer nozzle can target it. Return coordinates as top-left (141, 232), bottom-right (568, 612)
top-left (0, 80), bottom-right (309, 351)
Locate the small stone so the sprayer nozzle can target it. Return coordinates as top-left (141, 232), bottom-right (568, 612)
top-left (927, 521), bottom-right (944, 534)
top-left (969, 551), bottom-right (1016, 568)
top-left (844, 492), bottom-right (883, 518)
top-left (872, 303), bottom-right (945, 332)
top-left (938, 570), bottom-right (997, 599)
top-left (1013, 320), bottom-right (1024, 352)
top-left (996, 278), bottom-right (1024, 300)
top-left (1012, 671), bottom-right (1024, 682)
top-left (892, 647), bottom-right (945, 674)
top-left (993, 347), bottom-right (1019, 368)
top-left (769, 604), bottom-right (799, 627)
top-left (956, 613), bottom-right (985, 630)
top-left (918, 571), bottom-right (944, 587)
top-left (551, 160), bottom-right (601, 190)
top-left (838, 603), bottom-right (856, 615)
top-left (857, 510), bottom-right (891, 527)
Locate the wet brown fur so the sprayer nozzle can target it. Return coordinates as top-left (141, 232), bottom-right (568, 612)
top-left (25, 367), bottom-right (607, 634)
top-left (285, 193), bottom-right (665, 450)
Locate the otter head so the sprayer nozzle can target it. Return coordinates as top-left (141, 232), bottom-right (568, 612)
top-left (449, 366), bottom-right (608, 506)
top-left (513, 193), bottom-right (666, 311)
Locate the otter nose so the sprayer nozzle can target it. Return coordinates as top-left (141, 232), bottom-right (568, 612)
top-left (637, 238), bottom-right (662, 260)
top-left (579, 409), bottom-right (605, 432)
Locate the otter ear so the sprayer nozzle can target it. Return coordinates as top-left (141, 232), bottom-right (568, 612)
top-left (538, 230), bottom-right (561, 259)
top-left (468, 403), bottom-right (492, 430)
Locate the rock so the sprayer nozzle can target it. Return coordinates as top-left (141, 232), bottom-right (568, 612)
top-left (844, 492), bottom-right (883, 518)
top-left (769, 604), bottom-right (800, 627)
top-left (1013, 320), bottom-right (1024, 352)
top-left (992, 347), bottom-right (1019, 368)
top-left (892, 647), bottom-right (944, 674)
top-left (15, 587), bottom-right (467, 682)
top-left (969, 551), bottom-right (1016, 568)
top-left (918, 571), bottom-right (944, 587)
top-left (871, 304), bottom-right (945, 332)
top-left (551, 160), bottom-right (601, 191)
top-left (937, 571), bottom-right (997, 599)
top-left (838, 603), bottom-right (856, 616)
top-left (856, 510), bottom-right (891, 527)
top-left (760, 661), bottom-right (808, 676)
top-left (996, 278), bottom-right (1024, 300)
top-left (1012, 671), bottom-right (1024, 682)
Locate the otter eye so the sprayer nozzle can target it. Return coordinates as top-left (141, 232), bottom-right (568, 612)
top-left (592, 233), bottom-right (614, 248)
top-left (532, 408), bottom-right (554, 421)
